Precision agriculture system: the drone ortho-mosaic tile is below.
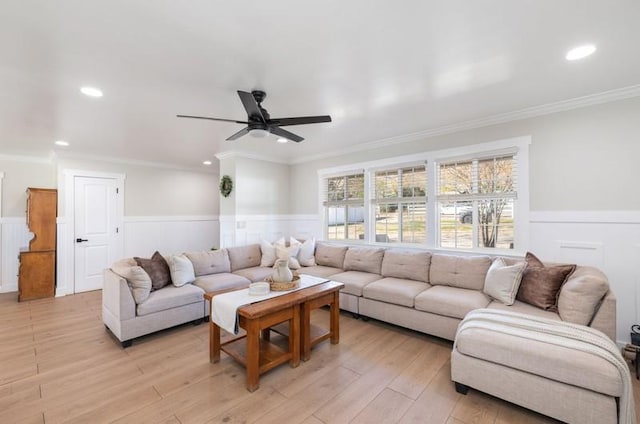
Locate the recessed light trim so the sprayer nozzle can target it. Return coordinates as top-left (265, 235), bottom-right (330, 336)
top-left (202, 160), bottom-right (212, 165)
top-left (566, 44), bottom-right (596, 61)
top-left (80, 86), bottom-right (103, 97)
top-left (54, 140), bottom-right (69, 147)
top-left (276, 138), bottom-right (288, 143)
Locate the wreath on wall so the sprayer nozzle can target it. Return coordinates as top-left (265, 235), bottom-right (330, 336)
top-left (219, 175), bottom-right (233, 197)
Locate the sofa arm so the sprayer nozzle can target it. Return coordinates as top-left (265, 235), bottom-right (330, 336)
top-left (102, 269), bottom-right (136, 321)
top-left (590, 290), bottom-right (616, 342)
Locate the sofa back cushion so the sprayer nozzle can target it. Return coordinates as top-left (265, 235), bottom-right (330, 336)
top-left (227, 244), bottom-right (262, 272)
top-left (558, 266), bottom-right (609, 325)
top-left (315, 244), bottom-right (348, 269)
top-left (184, 250), bottom-right (231, 276)
top-left (344, 247), bottom-right (385, 274)
top-left (111, 258), bottom-right (152, 304)
top-left (430, 254), bottom-right (492, 290)
top-left (381, 249), bottom-right (431, 283)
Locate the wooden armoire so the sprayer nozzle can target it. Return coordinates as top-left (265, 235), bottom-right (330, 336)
top-left (18, 188), bottom-right (57, 301)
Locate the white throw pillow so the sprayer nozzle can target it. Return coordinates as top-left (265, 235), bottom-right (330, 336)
top-left (276, 244), bottom-right (301, 269)
top-left (168, 254), bottom-right (196, 287)
top-left (260, 238), bottom-right (285, 267)
top-left (290, 237), bottom-right (316, 267)
top-left (483, 257), bottom-right (526, 305)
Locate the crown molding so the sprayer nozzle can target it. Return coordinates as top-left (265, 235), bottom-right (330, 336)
top-left (291, 84), bottom-right (640, 164)
top-left (214, 150), bottom-right (290, 164)
top-left (52, 151), bottom-right (218, 173)
top-left (0, 153), bottom-right (53, 164)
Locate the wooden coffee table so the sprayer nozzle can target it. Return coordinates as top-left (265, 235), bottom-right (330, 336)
top-left (205, 280), bottom-right (344, 391)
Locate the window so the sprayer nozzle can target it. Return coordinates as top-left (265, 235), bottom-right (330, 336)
top-left (318, 137), bottom-right (529, 251)
top-left (437, 154), bottom-right (516, 250)
top-left (372, 165), bottom-right (426, 243)
top-left (323, 173), bottom-right (365, 241)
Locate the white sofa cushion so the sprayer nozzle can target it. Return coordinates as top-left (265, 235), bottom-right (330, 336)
top-left (136, 284), bottom-right (204, 316)
top-left (430, 254), bottom-right (492, 290)
top-left (344, 247), bottom-right (385, 274)
top-left (487, 300), bottom-right (561, 321)
top-left (381, 249), bottom-right (431, 283)
top-left (315, 244), bottom-right (348, 268)
top-left (330, 271), bottom-right (381, 296)
top-left (193, 273), bottom-right (251, 293)
top-left (233, 266), bottom-right (274, 283)
top-left (299, 265), bottom-right (342, 278)
top-left (363, 277), bottom-right (431, 308)
top-left (111, 258), bottom-right (152, 305)
top-left (184, 250), bottom-right (231, 276)
top-left (414, 285), bottom-right (490, 319)
top-left (482, 257), bottom-right (526, 305)
top-left (276, 244), bottom-right (301, 269)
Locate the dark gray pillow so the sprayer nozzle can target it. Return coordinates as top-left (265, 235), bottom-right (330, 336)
top-left (134, 251), bottom-right (172, 291)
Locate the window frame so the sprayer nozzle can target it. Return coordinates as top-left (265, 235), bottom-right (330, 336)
top-left (317, 136), bottom-right (530, 254)
top-left (319, 170), bottom-right (367, 243)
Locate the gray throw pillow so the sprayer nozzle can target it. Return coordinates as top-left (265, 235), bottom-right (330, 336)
top-left (134, 251), bottom-right (172, 291)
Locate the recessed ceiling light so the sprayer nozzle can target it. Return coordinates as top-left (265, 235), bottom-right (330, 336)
top-left (80, 86), bottom-right (103, 97)
top-left (54, 140), bottom-right (69, 146)
top-left (565, 44), bottom-right (596, 61)
top-left (276, 138), bottom-right (288, 143)
top-left (203, 160), bottom-right (212, 165)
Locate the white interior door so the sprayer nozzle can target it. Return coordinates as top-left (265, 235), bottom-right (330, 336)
top-left (74, 176), bottom-right (119, 293)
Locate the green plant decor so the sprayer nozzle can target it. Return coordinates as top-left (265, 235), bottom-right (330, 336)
top-left (219, 175), bottom-right (233, 197)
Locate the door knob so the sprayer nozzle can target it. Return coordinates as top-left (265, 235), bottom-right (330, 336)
top-left (76, 238), bottom-right (88, 243)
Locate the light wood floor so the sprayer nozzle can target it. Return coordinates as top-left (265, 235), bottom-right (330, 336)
top-left (1, 292), bottom-right (639, 424)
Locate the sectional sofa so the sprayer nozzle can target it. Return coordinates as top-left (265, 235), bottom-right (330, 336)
top-left (103, 242), bottom-right (615, 344)
top-left (102, 242), bottom-right (624, 423)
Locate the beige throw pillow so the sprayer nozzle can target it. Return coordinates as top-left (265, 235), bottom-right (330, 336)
top-left (276, 244), bottom-right (301, 269)
top-left (168, 254), bottom-right (196, 287)
top-left (260, 238), bottom-right (285, 267)
top-left (557, 266), bottom-right (609, 325)
top-left (111, 263), bottom-right (152, 304)
top-left (290, 237), bottom-right (316, 267)
top-left (483, 257), bottom-right (526, 305)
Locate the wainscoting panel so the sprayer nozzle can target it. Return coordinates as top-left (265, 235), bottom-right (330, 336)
top-left (219, 214), bottom-right (321, 248)
top-left (0, 218), bottom-right (32, 293)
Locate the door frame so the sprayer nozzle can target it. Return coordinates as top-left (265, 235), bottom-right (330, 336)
top-left (58, 169), bottom-right (125, 296)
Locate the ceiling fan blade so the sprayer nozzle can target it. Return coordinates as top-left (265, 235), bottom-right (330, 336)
top-left (270, 126), bottom-right (304, 143)
top-left (269, 115), bottom-right (332, 127)
top-left (226, 127), bottom-right (250, 141)
top-left (177, 114), bottom-right (249, 124)
top-left (237, 91), bottom-right (266, 123)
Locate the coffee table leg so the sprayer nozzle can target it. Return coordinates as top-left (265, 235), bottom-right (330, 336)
top-left (291, 304), bottom-right (301, 367)
top-left (330, 291), bottom-right (340, 344)
top-left (246, 319), bottom-right (260, 392)
top-left (301, 302), bottom-right (311, 361)
top-left (210, 321), bottom-right (220, 363)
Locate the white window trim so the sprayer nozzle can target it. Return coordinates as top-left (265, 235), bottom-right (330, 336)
top-left (317, 136), bottom-right (531, 253)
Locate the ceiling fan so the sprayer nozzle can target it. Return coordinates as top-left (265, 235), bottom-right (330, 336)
top-left (177, 90), bottom-right (332, 143)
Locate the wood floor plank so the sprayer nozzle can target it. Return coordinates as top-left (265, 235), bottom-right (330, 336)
top-left (351, 388), bottom-right (414, 424)
top-left (252, 366), bottom-right (360, 424)
top-left (313, 337), bottom-right (425, 423)
top-left (203, 386), bottom-right (287, 424)
top-left (450, 389), bottom-right (501, 424)
top-left (398, 359), bottom-right (460, 424)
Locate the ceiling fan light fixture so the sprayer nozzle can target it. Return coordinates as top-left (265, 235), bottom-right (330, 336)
top-left (276, 137), bottom-right (288, 143)
top-left (249, 128), bottom-right (270, 138)
top-left (202, 160), bottom-right (212, 165)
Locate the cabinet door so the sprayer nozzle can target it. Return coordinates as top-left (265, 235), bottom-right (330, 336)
top-left (27, 189), bottom-right (57, 251)
top-left (18, 251), bottom-right (55, 301)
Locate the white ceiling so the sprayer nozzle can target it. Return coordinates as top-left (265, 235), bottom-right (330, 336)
top-left (1, 0), bottom-right (639, 170)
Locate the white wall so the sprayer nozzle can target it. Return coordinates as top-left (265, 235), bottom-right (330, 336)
top-left (218, 154), bottom-right (291, 247)
top-left (286, 96), bottom-right (640, 345)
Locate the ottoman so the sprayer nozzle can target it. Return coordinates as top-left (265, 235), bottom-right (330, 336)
top-left (451, 309), bottom-right (634, 424)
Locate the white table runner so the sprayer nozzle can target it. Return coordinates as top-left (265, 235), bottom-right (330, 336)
top-left (211, 274), bottom-right (330, 334)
